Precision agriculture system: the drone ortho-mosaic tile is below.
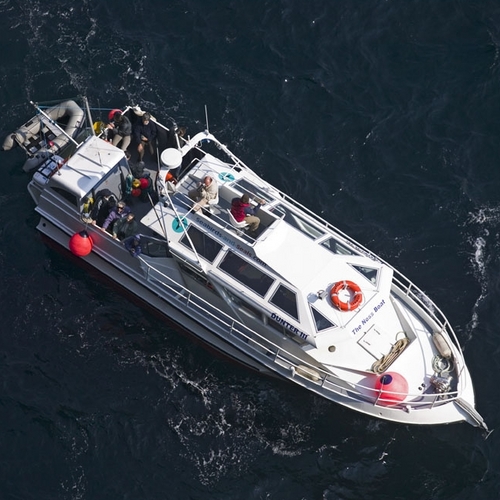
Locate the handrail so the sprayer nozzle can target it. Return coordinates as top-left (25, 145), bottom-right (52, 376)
top-left (138, 255), bottom-right (464, 410)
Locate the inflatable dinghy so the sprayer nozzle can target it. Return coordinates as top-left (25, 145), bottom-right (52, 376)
top-left (2, 100), bottom-right (85, 171)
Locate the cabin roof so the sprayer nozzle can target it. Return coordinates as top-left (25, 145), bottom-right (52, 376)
top-left (49, 136), bottom-right (124, 198)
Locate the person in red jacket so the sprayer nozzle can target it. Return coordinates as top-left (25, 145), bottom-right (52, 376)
top-left (230, 193), bottom-right (265, 234)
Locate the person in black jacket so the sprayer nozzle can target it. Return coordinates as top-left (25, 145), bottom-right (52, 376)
top-left (112, 213), bottom-right (138, 241)
top-left (109, 111), bottom-right (132, 151)
top-left (90, 189), bottom-right (117, 227)
top-left (133, 112), bottom-right (157, 164)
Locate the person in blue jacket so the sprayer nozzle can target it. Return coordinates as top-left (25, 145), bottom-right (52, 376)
top-left (133, 112), bottom-right (157, 164)
top-left (123, 234), bottom-right (142, 257)
top-left (101, 201), bottom-right (131, 232)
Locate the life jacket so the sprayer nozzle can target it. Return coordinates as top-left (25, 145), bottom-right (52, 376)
top-left (82, 197), bottom-right (94, 216)
top-left (81, 197), bottom-right (94, 222)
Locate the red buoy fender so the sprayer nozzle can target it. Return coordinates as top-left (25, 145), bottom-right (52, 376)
top-left (374, 372), bottom-right (409, 405)
top-left (330, 280), bottom-right (363, 311)
top-left (69, 230), bottom-right (93, 257)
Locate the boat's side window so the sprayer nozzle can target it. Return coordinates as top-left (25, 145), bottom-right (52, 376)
top-left (92, 164), bottom-right (128, 203)
top-left (320, 237), bottom-right (356, 256)
top-left (274, 204), bottom-right (325, 240)
top-left (51, 187), bottom-right (78, 207)
top-left (180, 226), bottom-right (223, 263)
top-left (270, 284), bottom-right (298, 320)
top-left (351, 265), bottom-right (379, 285)
top-left (141, 236), bottom-right (171, 258)
top-left (219, 251), bottom-right (274, 297)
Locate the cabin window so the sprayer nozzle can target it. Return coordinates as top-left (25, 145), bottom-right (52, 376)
top-left (180, 226), bottom-right (223, 263)
top-left (219, 251), bottom-right (274, 297)
top-left (91, 162), bottom-right (130, 202)
top-left (51, 187), bottom-right (77, 207)
top-left (233, 178), bottom-right (269, 204)
top-left (141, 236), bottom-right (171, 258)
top-left (351, 265), bottom-right (379, 285)
top-left (321, 237), bottom-right (356, 256)
top-left (273, 204), bottom-right (324, 240)
top-left (311, 307), bottom-right (336, 332)
top-left (270, 284), bottom-right (298, 320)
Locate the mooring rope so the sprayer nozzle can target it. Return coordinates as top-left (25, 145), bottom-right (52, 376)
top-left (372, 336), bottom-right (410, 374)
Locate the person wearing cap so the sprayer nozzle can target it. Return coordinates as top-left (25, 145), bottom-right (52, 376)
top-left (101, 201), bottom-right (131, 232)
top-left (133, 112), bottom-right (157, 165)
top-left (108, 111), bottom-right (132, 151)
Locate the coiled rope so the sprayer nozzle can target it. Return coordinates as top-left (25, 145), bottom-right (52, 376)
top-left (371, 336), bottom-right (410, 374)
top-left (432, 354), bottom-right (455, 374)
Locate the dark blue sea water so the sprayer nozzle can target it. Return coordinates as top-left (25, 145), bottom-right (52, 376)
top-left (1, 1), bottom-right (500, 498)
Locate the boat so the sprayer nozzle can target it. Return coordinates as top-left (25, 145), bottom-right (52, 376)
top-left (3, 97), bottom-right (489, 431)
top-left (2, 99), bottom-right (87, 172)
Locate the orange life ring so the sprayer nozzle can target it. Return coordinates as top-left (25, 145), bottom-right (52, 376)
top-left (330, 280), bottom-right (363, 311)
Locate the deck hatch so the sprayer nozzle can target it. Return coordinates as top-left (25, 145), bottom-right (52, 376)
top-left (358, 325), bottom-right (394, 359)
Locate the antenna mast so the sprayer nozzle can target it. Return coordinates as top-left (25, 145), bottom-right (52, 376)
top-left (204, 105), bottom-right (209, 133)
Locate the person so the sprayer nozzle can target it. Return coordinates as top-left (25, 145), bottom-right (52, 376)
top-left (108, 111), bottom-right (132, 151)
top-left (90, 189), bottom-right (117, 227)
top-left (127, 149), bottom-right (144, 178)
top-left (188, 175), bottom-right (218, 211)
top-left (133, 112), bottom-right (157, 164)
top-left (123, 234), bottom-right (142, 257)
top-left (166, 126), bottom-right (186, 149)
top-left (230, 193), bottom-right (265, 234)
top-left (112, 212), bottom-right (138, 241)
top-left (101, 201), bottom-right (131, 232)
top-left (81, 196), bottom-right (94, 223)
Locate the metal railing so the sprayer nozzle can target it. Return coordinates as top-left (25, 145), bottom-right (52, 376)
top-left (138, 255), bottom-right (463, 411)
